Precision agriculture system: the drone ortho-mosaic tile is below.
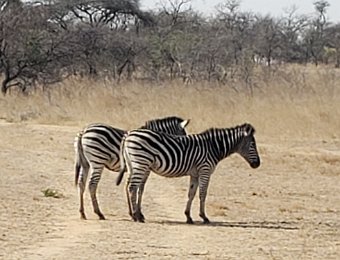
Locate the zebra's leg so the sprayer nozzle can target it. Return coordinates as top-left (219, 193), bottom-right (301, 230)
top-left (124, 151), bottom-right (134, 219)
top-left (127, 182), bottom-right (139, 221)
top-left (127, 167), bottom-right (148, 222)
top-left (184, 176), bottom-right (198, 224)
top-left (198, 174), bottom-right (211, 224)
top-left (78, 165), bottom-right (89, 220)
top-left (88, 165), bottom-right (106, 220)
top-left (125, 176), bottom-right (134, 219)
top-left (136, 171), bottom-right (151, 222)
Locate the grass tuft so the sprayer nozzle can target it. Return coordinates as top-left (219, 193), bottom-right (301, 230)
top-left (41, 188), bottom-right (64, 199)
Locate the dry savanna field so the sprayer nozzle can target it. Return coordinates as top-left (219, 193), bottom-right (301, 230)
top-left (1, 65), bottom-right (340, 259)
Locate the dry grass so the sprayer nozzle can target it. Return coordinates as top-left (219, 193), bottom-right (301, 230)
top-left (1, 64), bottom-right (339, 139)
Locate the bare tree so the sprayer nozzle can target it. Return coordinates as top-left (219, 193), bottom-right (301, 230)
top-left (253, 15), bottom-right (282, 67)
top-left (51, 0), bottom-right (155, 29)
top-left (303, 0), bottom-right (330, 65)
top-left (0, 2), bottom-right (73, 94)
top-left (158, 0), bottom-right (192, 26)
top-left (143, 0), bottom-right (194, 81)
top-left (324, 23), bottom-right (340, 67)
top-left (215, 0), bottom-right (254, 75)
top-left (280, 6), bottom-right (308, 63)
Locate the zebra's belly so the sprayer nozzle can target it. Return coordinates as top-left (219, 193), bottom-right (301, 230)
top-left (151, 166), bottom-right (197, 178)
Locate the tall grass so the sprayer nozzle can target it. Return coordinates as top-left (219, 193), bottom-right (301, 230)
top-left (1, 64), bottom-right (339, 140)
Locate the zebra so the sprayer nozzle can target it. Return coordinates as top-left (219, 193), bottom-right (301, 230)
top-left (74, 116), bottom-right (190, 220)
top-left (117, 123), bottom-right (260, 224)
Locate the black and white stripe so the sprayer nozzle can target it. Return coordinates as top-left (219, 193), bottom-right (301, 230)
top-left (118, 123), bottom-right (260, 224)
top-left (74, 116), bottom-right (190, 220)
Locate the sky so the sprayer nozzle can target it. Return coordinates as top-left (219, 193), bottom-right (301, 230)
top-left (140, 0), bottom-right (340, 22)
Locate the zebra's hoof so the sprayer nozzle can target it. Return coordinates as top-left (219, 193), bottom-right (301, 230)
top-left (97, 212), bottom-right (106, 220)
top-left (132, 214), bottom-right (138, 222)
top-left (203, 219), bottom-right (210, 224)
top-left (80, 212), bottom-right (87, 220)
top-left (133, 212), bottom-right (145, 223)
top-left (186, 218), bottom-right (194, 224)
top-left (199, 213), bottom-right (210, 224)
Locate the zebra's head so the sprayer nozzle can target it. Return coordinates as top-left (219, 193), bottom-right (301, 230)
top-left (236, 123), bottom-right (260, 169)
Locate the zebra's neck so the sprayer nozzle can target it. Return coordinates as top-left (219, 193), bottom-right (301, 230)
top-left (201, 127), bottom-right (244, 162)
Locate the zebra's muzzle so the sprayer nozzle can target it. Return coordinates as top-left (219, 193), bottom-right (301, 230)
top-left (250, 159), bottom-right (260, 168)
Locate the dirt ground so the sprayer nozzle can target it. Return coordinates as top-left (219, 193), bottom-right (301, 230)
top-left (0, 121), bottom-right (340, 259)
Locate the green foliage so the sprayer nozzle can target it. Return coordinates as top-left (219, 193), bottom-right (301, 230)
top-left (41, 188), bottom-right (64, 199)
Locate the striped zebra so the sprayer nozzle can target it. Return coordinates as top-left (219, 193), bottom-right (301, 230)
top-left (74, 116), bottom-right (190, 220)
top-left (117, 123), bottom-right (260, 224)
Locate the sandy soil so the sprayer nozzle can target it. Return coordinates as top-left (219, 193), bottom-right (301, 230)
top-left (1, 121), bottom-right (340, 259)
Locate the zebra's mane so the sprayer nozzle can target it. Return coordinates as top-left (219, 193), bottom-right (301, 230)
top-left (140, 116), bottom-right (184, 129)
top-left (197, 123), bottom-right (255, 137)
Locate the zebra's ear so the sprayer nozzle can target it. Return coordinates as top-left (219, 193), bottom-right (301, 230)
top-left (243, 123), bottom-right (255, 136)
top-left (180, 119), bottom-right (190, 128)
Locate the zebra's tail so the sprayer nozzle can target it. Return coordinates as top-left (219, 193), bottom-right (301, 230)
top-left (74, 130), bottom-right (87, 186)
top-left (116, 133), bottom-right (128, 186)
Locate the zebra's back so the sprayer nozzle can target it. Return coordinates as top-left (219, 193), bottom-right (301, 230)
top-left (123, 129), bottom-right (208, 177)
top-left (81, 123), bottom-right (126, 171)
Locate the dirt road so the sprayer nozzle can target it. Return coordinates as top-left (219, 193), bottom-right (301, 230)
top-left (1, 122), bottom-right (339, 259)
